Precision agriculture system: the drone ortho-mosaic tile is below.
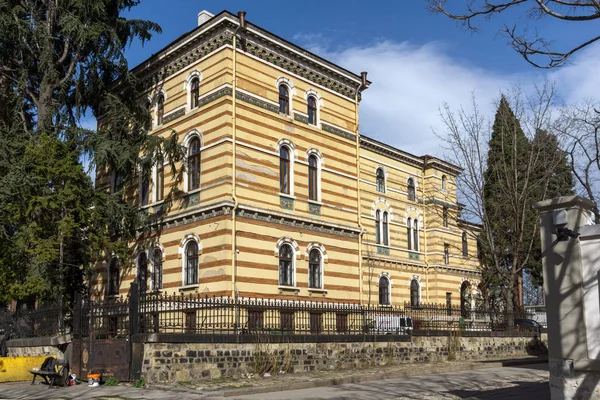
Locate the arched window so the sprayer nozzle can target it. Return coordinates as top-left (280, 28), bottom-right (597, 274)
top-left (279, 85), bottom-right (289, 115)
top-left (280, 146), bottom-right (291, 194)
top-left (308, 249), bottom-right (322, 289)
top-left (376, 168), bottom-right (385, 193)
top-left (410, 279), bottom-right (420, 307)
top-left (375, 210), bottom-right (381, 244)
top-left (462, 232), bottom-right (468, 257)
top-left (190, 77), bottom-right (200, 109)
top-left (413, 219), bottom-right (419, 251)
top-left (379, 275), bottom-right (390, 305)
top-left (152, 248), bottom-right (163, 291)
top-left (137, 251), bottom-right (148, 293)
top-left (279, 243), bottom-right (294, 286)
top-left (307, 96), bottom-right (317, 125)
top-left (156, 95), bottom-right (164, 125)
top-left (460, 281), bottom-right (471, 318)
top-left (382, 212), bottom-right (389, 246)
top-left (140, 170), bottom-right (150, 206)
top-left (155, 159), bottom-right (164, 202)
top-left (188, 137), bottom-right (201, 191)
top-left (441, 175), bottom-right (447, 190)
top-left (308, 154), bottom-right (318, 201)
top-left (184, 241), bottom-right (199, 285)
top-left (406, 217), bottom-right (412, 250)
top-left (407, 178), bottom-right (416, 201)
top-left (108, 257), bottom-right (120, 296)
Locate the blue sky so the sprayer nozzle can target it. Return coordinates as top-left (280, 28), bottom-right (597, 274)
top-left (120, 1), bottom-right (600, 157)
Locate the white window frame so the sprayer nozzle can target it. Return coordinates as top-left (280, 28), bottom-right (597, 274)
top-left (409, 276), bottom-right (422, 307)
top-left (276, 77), bottom-right (295, 116)
top-left (376, 167), bottom-right (386, 193)
top-left (306, 243), bottom-right (327, 290)
top-left (135, 249), bottom-right (149, 292)
top-left (306, 148), bottom-right (322, 202)
top-left (182, 129), bottom-right (203, 193)
top-left (179, 234), bottom-right (202, 287)
top-left (304, 89), bottom-right (323, 126)
top-left (183, 70), bottom-right (203, 112)
top-left (277, 139), bottom-right (296, 197)
top-left (152, 88), bottom-right (167, 127)
top-left (152, 157), bottom-right (167, 203)
top-left (378, 272), bottom-right (392, 306)
top-left (150, 244), bottom-right (165, 292)
top-left (275, 237), bottom-right (299, 288)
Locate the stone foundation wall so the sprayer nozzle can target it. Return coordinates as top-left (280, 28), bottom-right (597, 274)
top-left (141, 333), bottom-right (548, 384)
top-left (6, 335), bottom-right (71, 362)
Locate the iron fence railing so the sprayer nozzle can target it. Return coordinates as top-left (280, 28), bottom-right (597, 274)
top-left (0, 306), bottom-right (66, 339)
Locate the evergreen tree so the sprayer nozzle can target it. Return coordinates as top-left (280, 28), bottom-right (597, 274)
top-left (482, 96), bottom-right (537, 312)
top-left (0, 1), bottom-right (183, 308)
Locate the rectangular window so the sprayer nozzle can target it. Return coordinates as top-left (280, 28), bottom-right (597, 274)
top-left (140, 175), bottom-right (150, 206)
top-left (336, 313), bottom-right (348, 333)
top-left (247, 310), bottom-right (264, 331)
top-left (443, 207), bottom-right (448, 227)
top-left (444, 243), bottom-right (450, 265)
top-left (280, 311), bottom-right (294, 332)
top-left (310, 312), bottom-right (323, 334)
top-left (185, 311), bottom-right (196, 333)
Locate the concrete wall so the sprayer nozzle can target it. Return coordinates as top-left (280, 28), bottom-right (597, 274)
top-left (140, 334), bottom-right (547, 384)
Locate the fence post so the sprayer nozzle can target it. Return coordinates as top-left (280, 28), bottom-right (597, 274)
top-left (129, 282), bottom-right (139, 335)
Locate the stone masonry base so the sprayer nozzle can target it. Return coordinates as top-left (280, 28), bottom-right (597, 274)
top-left (549, 357), bottom-right (600, 400)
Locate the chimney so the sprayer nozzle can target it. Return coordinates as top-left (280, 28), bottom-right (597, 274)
top-left (197, 10), bottom-right (214, 26)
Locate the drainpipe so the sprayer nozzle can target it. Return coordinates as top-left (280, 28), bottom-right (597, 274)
top-left (231, 11), bottom-right (246, 298)
top-left (422, 159), bottom-right (429, 302)
top-left (355, 72), bottom-right (368, 305)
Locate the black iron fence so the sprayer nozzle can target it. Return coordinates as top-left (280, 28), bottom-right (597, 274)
top-left (1, 291), bottom-right (547, 340)
top-left (0, 306), bottom-right (66, 339)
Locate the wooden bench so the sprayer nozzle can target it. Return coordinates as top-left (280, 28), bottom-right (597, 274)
top-left (29, 357), bottom-right (69, 388)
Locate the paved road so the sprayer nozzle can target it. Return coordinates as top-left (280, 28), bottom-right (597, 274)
top-left (0, 364), bottom-right (549, 399)
top-left (230, 364), bottom-right (549, 400)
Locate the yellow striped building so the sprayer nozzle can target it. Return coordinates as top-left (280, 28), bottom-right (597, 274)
top-left (94, 10), bottom-right (481, 309)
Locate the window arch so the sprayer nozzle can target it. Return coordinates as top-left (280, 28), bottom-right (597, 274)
top-left (280, 145), bottom-right (291, 194)
top-left (308, 248), bottom-right (322, 289)
top-left (407, 178), bottom-right (416, 201)
top-left (279, 243), bottom-right (295, 286)
top-left (379, 275), bottom-right (390, 305)
top-left (188, 137), bottom-right (201, 191)
top-left (108, 257), bottom-right (120, 296)
top-left (156, 94), bottom-right (164, 125)
top-left (190, 77), bottom-right (200, 109)
top-left (441, 175), bottom-right (447, 191)
top-left (184, 240), bottom-right (199, 286)
top-left (279, 84), bottom-right (290, 115)
top-left (308, 154), bottom-right (319, 201)
top-left (307, 96), bottom-right (317, 125)
top-left (152, 248), bottom-right (163, 291)
top-left (376, 168), bottom-right (385, 193)
top-left (410, 279), bottom-right (420, 307)
top-left (462, 232), bottom-right (468, 257)
top-left (137, 251), bottom-right (148, 293)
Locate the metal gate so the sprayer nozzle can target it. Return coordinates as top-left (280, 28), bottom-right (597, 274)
top-left (72, 286), bottom-right (138, 382)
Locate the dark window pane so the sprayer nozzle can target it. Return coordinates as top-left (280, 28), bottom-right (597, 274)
top-left (407, 178), bottom-right (415, 201)
top-left (280, 147), bottom-right (290, 194)
top-left (375, 210), bottom-right (381, 244)
top-left (308, 155), bottom-right (318, 200)
top-left (248, 310), bottom-right (264, 331)
top-left (379, 276), bottom-right (389, 305)
top-left (185, 241), bottom-right (198, 285)
top-left (140, 173), bottom-right (150, 206)
top-left (376, 168), bottom-right (385, 193)
top-left (191, 78), bottom-right (200, 109)
top-left (279, 85), bottom-right (289, 114)
top-left (185, 311), bottom-right (196, 333)
top-left (108, 258), bottom-right (120, 296)
top-left (138, 252), bottom-right (147, 293)
top-left (410, 280), bottom-right (420, 307)
top-left (310, 312), bottom-right (322, 334)
top-left (462, 232), bottom-right (468, 257)
top-left (336, 313), bottom-right (348, 333)
top-left (443, 207), bottom-right (448, 227)
top-left (279, 244), bottom-right (294, 286)
top-left (307, 96), bottom-right (317, 125)
top-left (413, 220), bottom-right (419, 251)
top-left (280, 311), bottom-right (294, 332)
top-left (188, 137), bottom-right (201, 191)
top-left (153, 249), bottom-right (163, 290)
top-left (308, 249), bottom-right (321, 289)
top-left (382, 212), bottom-right (389, 246)
top-left (156, 162), bottom-right (164, 201)
top-left (407, 218), bottom-right (412, 250)
top-left (157, 95), bottom-right (164, 125)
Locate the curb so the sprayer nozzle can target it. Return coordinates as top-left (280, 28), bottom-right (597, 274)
top-left (220, 357), bottom-right (548, 398)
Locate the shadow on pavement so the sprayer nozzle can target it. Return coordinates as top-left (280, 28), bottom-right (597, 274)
top-left (449, 380), bottom-right (549, 399)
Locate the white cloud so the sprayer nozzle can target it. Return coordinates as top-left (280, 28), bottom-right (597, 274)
top-left (300, 38), bottom-right (600, 158)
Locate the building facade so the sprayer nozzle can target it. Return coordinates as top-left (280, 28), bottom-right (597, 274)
top-left (94, 10), bottom-right (481, 308)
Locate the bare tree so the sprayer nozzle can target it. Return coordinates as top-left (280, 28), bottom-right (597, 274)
top-left (435, 83), bottom-right (564, 312)
top-left (427, 0), bottom-right (600, 68)
top-left (556, 100), bottom-right (600, 222)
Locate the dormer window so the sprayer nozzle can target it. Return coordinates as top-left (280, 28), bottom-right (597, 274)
top-left (279, 84), bottom-right (290, 115)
